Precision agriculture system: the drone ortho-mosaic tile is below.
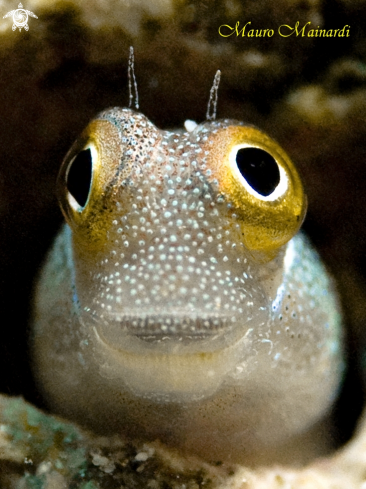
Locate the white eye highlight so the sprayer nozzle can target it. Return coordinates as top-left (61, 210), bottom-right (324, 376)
top-left (229, 144), bottom-right (288, 202)
top-left (66, 142), bottom-right (97, 212)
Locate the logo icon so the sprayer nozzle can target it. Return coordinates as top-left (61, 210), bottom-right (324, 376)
top-left (3, 3), bottom-right (38, 31)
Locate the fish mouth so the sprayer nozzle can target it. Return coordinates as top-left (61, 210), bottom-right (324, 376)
top-left (92, 317), bottom-right (255, 400)
top-left (95, 312), bottom-right (248, 355)
top-left (117, 313), bottom-right (228, 340)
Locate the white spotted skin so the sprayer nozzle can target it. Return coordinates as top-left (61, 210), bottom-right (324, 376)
top-left (32, 108), bottom-right (344, 465)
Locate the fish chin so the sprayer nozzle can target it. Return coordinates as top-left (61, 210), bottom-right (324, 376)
top-left (91, 322), bottom-right (255, 401)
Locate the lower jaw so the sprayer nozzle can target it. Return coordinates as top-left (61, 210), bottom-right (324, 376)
top-left (92, 326), bottom-right (253, 401)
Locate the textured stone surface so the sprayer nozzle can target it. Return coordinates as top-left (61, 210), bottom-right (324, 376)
top-left (2, 395), bottom-right (366, 488)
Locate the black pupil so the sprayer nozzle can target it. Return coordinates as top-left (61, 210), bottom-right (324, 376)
top-left (66, 149), bottom-right (92, 208)
top-left (235, 147), bottom-right (280, 197)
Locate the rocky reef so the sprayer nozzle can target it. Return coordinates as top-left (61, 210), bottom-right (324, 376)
top-left (2, 394), bottom-right (366, 488)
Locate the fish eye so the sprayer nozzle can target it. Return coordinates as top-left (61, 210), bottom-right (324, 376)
top-left (65, 144), bottom-right (96, 212)
top-left (202, 124), bottom-right (306, 258)
top-left (57, 117), bottom-right (125, 246)
top-left (234, 147), bottom-right (282, 198)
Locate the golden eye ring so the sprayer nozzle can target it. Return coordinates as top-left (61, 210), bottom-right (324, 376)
top-left (203, 125), bottom-right (307, 260)
top-left (56, 119), bottom-right (123, 249)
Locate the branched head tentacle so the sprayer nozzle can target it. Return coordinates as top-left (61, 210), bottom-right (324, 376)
top-left (206, 69), bottom-right (221, 121)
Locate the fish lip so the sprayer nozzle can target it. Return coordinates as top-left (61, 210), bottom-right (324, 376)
top-left (92, 324), bottom-right (255, 399)
top-left (93, 312), bottom-right (252, 355)
top-left (113, 313), bottom-right (230, 338)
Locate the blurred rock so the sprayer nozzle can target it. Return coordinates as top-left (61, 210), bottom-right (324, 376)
top-left (2, 395), bottom-right (366, 488)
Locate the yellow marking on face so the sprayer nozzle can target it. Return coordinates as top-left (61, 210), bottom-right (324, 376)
top-left (202, 125), bottom-right (307, 259)
top-left (58, 113), bottom-right (306, 262)
top-left (57, 119), bottom-right (143, 250)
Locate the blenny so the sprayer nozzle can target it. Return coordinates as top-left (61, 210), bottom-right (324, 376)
top-left (32, 85), bottom-right (344, 464)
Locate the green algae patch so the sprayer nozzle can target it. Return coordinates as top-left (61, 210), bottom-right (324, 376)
top-left (78, 482), bottom-right (100, 489)
top-left (0, 395), bottom-right (221, 489)
top-left (0, 395), bottom-right (88, 486)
